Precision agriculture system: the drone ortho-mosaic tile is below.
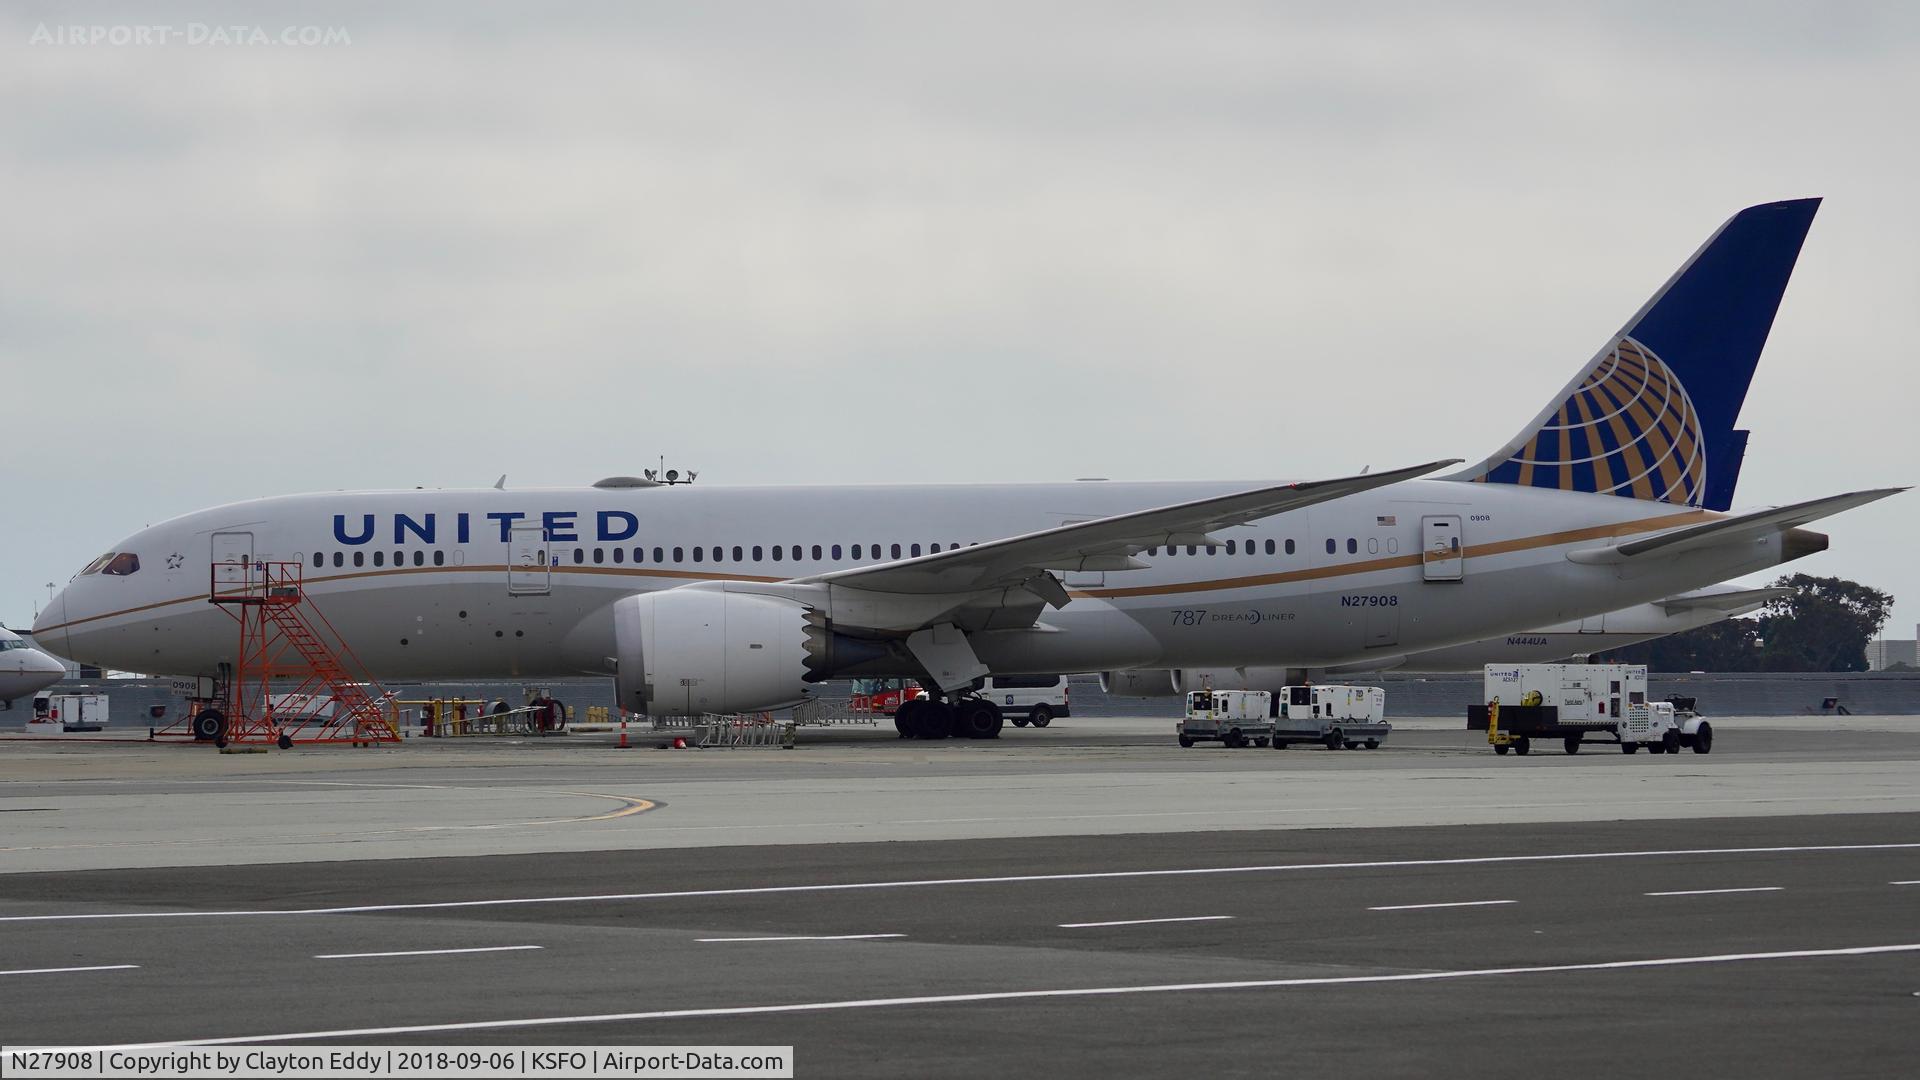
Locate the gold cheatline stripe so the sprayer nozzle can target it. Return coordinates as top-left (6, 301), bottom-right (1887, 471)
top-left (37, 508), bottom-right (1720, 632)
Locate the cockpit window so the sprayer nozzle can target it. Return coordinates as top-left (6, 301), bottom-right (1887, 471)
top-left (80, 553), bottom-right (115, 576)
top-left (102, 553), bottom-right (141, 576)
top-left (0, 638), bottom-right (22, 651)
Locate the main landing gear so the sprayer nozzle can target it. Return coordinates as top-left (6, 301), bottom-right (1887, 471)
top-left (894, 696), bottom-right (1005, 740)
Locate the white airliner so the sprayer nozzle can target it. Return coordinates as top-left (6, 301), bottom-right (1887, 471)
top-left (32, 199), bottom-right (1904, 739)
top-left (1101, 583), bottom-right (1787, 697)
top-left (0, 626), bottom-right (67, 704)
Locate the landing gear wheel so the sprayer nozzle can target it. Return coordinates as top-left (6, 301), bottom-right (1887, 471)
top-left (955, 699), bottom-right (1002, 739)
top-left (214, 736), bottom-right (227, 749)
top-left (1494, 744), bottom-right (1510, 756)
top-left (1029, 705), bottom-right (1054, 728)
top-left (192, 709), bottom-right (227, 742)
top-left (917, 702), bottom-right (955, 740)
top-left (1691, 724), bottom-right (1713, 754)
top-left (1514, 738), bottom-right (1531, 756)
top-left (1564, 736), bottom-right (1582, 755)
top-left (894, 711), bottom-right (912, 739)
top-left (1012, 716), bottom-right (1030, 728)
top-left (1622, 742), bottom-right (1639, 754)
top-left (277, 734), bottom-right (293, 750)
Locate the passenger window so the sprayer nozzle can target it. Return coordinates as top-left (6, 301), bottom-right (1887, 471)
top-left (929, 543), bottom-right (941, 554)
top-left (910, 544), bottom-right (921, 557)
top-left (353, 552), bottom-right (365, 567)
top-left (1149, 546), bottom-right (1160, 556)
top-left (573, 548), bottom-right (584, 564)
top-left (673, 547), bottom-right (685, 563)
top-left (333, 552), bottom-right (344, 568)
top-left (652, 547), bottom-right (664, 563)
top-left (753, 545), bottom-right (764, 561)
top-left (693, 548), bottom-right (704, 563)
top-left (812, 544), bottom-right (824, 560)
top-left (612, 548), bottom-right (623, 564)
top-left (852, 544), bottom-right (863, 559)
top-left (1325, 539), bottom-right (1335, 555)
top-left (733, 546), bottom-right (744, 562)
top-left (1226, 540), bottom-right (1237, 554)
top-left (592, 548), bottom-right (604, 564)
top-left (414, 551), bottom-right (426, 566)
top-left (772, 546), bottom-right (783, 562)
top-left (374, 551), bottom-right (386, 567)
top-left (891, 544), bottom-right (902, 559)
top-left (434, 550), bottom-right (446, 566)
top-left (312, 552), bottom-right (324, 568)
top-left (1347, 538), bottom-right (1357, 554)
top-left (832, 544), bottom-right (843, 559)
top-left (1263, 540), bottom-right (1274, 555)
top-left (1286, 539), bottom-right (1296, 555)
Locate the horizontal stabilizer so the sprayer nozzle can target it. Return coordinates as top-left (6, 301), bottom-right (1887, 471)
top-left (1656, 585), bottom-right (1792, 614)
top-left (1567, 488), bottom-right (1906, 565)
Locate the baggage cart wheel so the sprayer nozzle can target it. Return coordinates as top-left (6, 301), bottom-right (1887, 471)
top-left (1255, 737), bottom-right (1270, 747)
top-left (1225, 729), bottom-right (1246, 749)
top-left (1343, 741), bottom-right (1359, 750)
top-left (277, 734), bottom-right (293, 750)
top-left (1564, 736), bottom-right (1581, 755)
top-left (1364, 739), bottom-right (1379, 750)
top-left (1661, 730), bottom-right (1680, 754)
top-left (1178, 734), bottom-right (1194, 748)
top-left (1621, 742), bottom-right (1638, 754)
top-left (1324, 733), bottom-right (1341, 750)
top-left (1691, 723), bottom-right (1713, 754)
top-left (1271, 739), bottom-right (1288, 749)
top-left (1514, 738), bottom-right (1531, 756)
top-left (1494, 744), bottom-right (1510, 756)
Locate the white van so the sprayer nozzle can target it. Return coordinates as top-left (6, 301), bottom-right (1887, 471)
top-left (984, 676), bottom-right (1070, 727)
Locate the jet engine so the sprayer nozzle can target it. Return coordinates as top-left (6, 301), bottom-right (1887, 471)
top-left (612, 588), bottom-right (817, 716)
top-left (1097, 669), bottom-right (1179, 698)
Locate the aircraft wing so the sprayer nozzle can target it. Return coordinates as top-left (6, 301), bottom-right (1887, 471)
top-left (790, 459), bottom-right (1461, 600)
top-left (1656, 585), bottom-right (1791, 615)
top-left (1567, 488), bottom-right (1906, 565)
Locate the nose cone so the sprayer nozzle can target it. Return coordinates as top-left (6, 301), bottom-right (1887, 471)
top-left (31, 588), bottom-right (72, 662)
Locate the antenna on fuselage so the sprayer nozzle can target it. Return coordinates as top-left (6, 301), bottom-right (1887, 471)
top-left (493, 474), bottom-right (507, 490)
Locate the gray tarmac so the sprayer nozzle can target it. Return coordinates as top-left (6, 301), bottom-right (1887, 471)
top-left (2, 715), bottom-right (1918, 1076)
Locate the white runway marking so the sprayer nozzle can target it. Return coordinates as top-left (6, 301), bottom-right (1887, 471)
top-left (0, 965), bottom-right (139, 977)
top-left (1644, 887), bottom-right (1782, 897)
top-left (1059, 916), bottom-right (1234, 928)
top-left (51, 943), bottom-right (1920, 1050)
top-left (695, 934), bottom-right (904, 943)
top-left (313, 946), bottom-right (544, 960)
top-left (4, 843), bottom-right (1915, 924)
top-left (1368, 900), bottom-right (1516, 912)
top-left (1892, 881), bottom-right (1920, 886)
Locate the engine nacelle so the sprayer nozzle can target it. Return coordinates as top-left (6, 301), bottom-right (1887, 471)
top-left (1098, 669), bottom-right (1179, 698)
top-left (612, 588), bottom-right (814, 716)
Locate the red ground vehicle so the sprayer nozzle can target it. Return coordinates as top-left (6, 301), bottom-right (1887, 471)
top-left (850, 677), bottom-right (926, 715)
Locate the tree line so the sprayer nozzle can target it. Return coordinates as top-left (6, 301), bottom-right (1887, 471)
top-left (1592, 574), bottom-right (1894, 672)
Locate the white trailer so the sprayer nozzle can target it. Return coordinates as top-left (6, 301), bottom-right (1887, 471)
top-left (1474, 664), bottom-right (1713, 755)
top-left (1178, 690), bottom-right (1273, 748)
top-left (29, 692), bottom-right (109, 733)
top-left (1271, 685), bottom-right (1391, 749)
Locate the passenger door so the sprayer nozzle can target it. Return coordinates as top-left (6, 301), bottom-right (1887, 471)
top-left (210, 531), bottom-right (253, 595)
top-left (1421, 515), bottom-right (1463, 581)
top-left (508, 523), bottom-right (551, 596)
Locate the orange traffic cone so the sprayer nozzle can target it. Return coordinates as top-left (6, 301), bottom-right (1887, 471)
top-left (618, 715), bottom-right (630, 749)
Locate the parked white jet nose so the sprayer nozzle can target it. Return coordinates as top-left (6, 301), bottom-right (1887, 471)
top-left (29, 588), bottom-right (70, 662)
top-left (0, 628), bottom-right (67, 703)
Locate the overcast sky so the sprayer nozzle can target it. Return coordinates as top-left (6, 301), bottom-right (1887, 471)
top-left (3, 2), bottom-right (1916, 640)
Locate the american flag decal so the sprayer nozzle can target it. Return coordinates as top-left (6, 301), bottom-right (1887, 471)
top-left (1376, 515), bottom-right (1397, 526)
